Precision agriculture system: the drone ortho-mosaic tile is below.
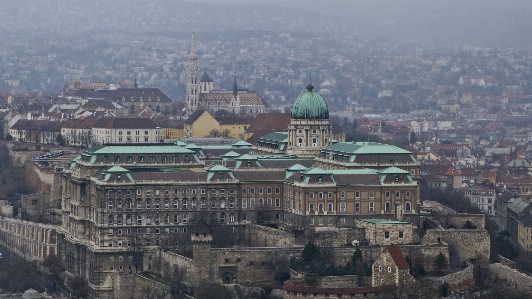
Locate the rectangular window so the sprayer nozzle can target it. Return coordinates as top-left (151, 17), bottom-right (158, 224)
top-left (250, 188), bottom-right (255, 194)
top-left (355, 191), bottom-right (360, 198)
top-left (328, 192), bottom-right (333, 198)
top-left (385, 231), bottom-right (390, 238)
top-left (108, 229), bottom-right (113, 235)
top-left (146, 228), bottom-right (151, 234)
top-left (275, 187), bottom-right (280, 194)
top-left (259, 188), bottom-right (263, 194)
top-left (355, 202), bottom-right (360, 212)
top-left (385, 191), bottom-right (390, 198)
top-left (369, 202), bottom-right (374, 212)
top-left (242, 199), bottom-right (247, 208)
top-left (406, 191), bottom-right (411, 198)
top-left (341, 191), bottom-right (345, 198)
top-left (369, 191), bottom-right (375, 198)
top-left (242, 188), bottom-right (247, 194)
top-left (399, 231), bottom-right (404, 238)
top-left (340, 202), bottom-right (346, 212)
top-left (250, 198), bottom-right (255, 208)
top-left (275, 198), bottom-right (280, 207)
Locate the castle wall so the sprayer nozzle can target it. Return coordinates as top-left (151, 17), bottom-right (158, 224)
top-left (245, 223), bottom-right (296, 247)
top-left (446, 213), bottom-right (485, 229)
top-left (295, 227), bottom-right (364, 247)
top-left (25, 161), bottom-right (53, 193)
top-left (422, 229), bottom-right (490, 265)
top-left (488, 263), bottom-right (532, 294)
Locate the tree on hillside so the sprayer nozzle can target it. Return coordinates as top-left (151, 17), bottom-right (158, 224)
top-left (302, 241), bottom-right (319, 266)
top-left (434, 252), bottom-right (448, 275)
top-left (68, 276), bottom-right (88, 299)
top-left (43, 253), bottom-right (63, 279)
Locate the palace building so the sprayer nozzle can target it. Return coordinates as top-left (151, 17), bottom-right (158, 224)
top-left (57, 85), bottom-right (420, 298)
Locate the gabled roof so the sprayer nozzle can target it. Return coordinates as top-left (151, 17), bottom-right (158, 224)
top-left (386, 244), bottom-right (410, 269)
top-left (184, 110), bottom-right (209, 125)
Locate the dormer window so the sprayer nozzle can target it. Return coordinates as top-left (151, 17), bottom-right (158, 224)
top-left (117, 174), bottom-right (121, 180)
top-left (219, 172), bottom-right (224, 179)
top-left (318, 175), bottom-right (322, 182)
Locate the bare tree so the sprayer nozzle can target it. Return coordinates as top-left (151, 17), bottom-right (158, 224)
top-left (131, 235), bottom-right (143, 273)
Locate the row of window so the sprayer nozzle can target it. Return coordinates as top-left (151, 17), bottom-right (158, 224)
top-left (103, 155), bottom-right (190, 163)
top-left (108, 198), bottom-right (235, 210)
top-left (241, 198), bottom-right (281, 208)
top-left (107, 212), bottom-right (236, 225)
top-left (107, 188), bottom-right (235, 196)
top-left (118, 131), bottom-right (151, 136)
top-left (308, 201), bottom-right (412, 213)
top-left (309, 191), bottom-right (411, 199)
top-left (241, 187), bottom-right (280, 195)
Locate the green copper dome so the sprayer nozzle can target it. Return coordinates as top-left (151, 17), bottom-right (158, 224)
top-left (291, 84), bottom-right (329, 119)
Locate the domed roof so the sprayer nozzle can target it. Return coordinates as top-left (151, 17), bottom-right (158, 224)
top-left (291, 84), bottom-right (329, 119)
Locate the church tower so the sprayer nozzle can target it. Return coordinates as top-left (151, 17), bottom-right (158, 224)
top-left (229, 76), bottom-right (241, 114)
top-left (186, 33), bottom-right (200, 115)
top-left (287, 83), bottom-right (332, 157)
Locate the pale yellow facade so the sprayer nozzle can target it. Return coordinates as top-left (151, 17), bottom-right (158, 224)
top-left (184, 111), bottom-right (220, 138)
top-left (518, 223), bottom-right (532, 251)
top-left (162, 127), bottom-right (184, 139)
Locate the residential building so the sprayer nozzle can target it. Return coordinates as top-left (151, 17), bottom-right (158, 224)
top-left (91, 118), bottom-right (161, 145)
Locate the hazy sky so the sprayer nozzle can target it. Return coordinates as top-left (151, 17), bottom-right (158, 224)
top-left (1, 0), bottom-right (532, 47)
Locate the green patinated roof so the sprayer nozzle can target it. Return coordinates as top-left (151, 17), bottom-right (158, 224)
top-left (322, 142), bottom-right (411, 155)
top-left (303, 168), bottom-right (332, 175)
top-left (291, 84), bottom-right (329, 120)
top-left (174, 140), bottom-right (188, 146)
top-left (207, 164), bottom-right (232, 172)
top-left (379, 167), bottom-right (411, 174)
top-left (84, 145), bottom-right (195, 155)
top-left (286, 164), bottom-right (309, 171)
top-left (358, 218), bottom-right (411, 225)
top-left (105, 166), bottom-right (130, 173)
top-left (257, 132), bottom-right (288, 143)
top-left (221, 151), bottom-right (241, 158)
top-left (232, 140), bottom-right (252, 147)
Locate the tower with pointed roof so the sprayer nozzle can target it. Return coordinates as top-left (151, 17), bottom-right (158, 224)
top-left (287, 83), bottom-right (332, 157)
top-left (200, 71), bottom-right (213, 93)
top-left (186, 33), bottom-right (200, 115)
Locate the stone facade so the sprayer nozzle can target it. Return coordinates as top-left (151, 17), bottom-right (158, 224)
top-left (0, 218), bottom-right (57, 261)
top-left (445, 213), bottom-right (485, 229)
top-left (356, 219), bottom-right (413, 246)
top-left (422, 229), bottom-right (490, 265)
top-left (372, 245), bottom-right (414, 287)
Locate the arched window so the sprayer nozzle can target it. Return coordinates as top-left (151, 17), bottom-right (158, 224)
top-left (108, 214), bottom-right (114, 224)
top-left (406, 202), bottom-right (411, 211)
top-left (173, 214), bottom-right (178, 223)
top-left (318, 203), bottom-right (324, 212)
top-left (385, 202), bottom-right (390, 211)
top-left (220, 200), bottom-right (226, 209)
top-left (309, 203), bottom-right (315, 212)
top-left (211, 199), bottom-right (216, 208)
top-left (117, 214), bottom-right (123, 224)
top-left (328, 203), bottom-right (333, 212)
top-left (117, 200), bottom-right (122, 210)
top-left (126, 214), bottom-right (131, 225)
top-left (220, 213), bottom-right (226, 223)
top-left (229, 213), bottom-right (235, 223)
top-left (126, 199), bottom-right (131, 209)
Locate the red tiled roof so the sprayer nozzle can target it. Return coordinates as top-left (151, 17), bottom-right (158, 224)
top-left (386, 244), bottom-right (410, 269)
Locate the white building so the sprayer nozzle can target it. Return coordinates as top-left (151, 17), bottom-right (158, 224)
top-left (91, 117), bottom-right (160, 145)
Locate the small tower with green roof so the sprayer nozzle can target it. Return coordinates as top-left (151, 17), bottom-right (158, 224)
top-left (287, 83), bottom-right (333, 157)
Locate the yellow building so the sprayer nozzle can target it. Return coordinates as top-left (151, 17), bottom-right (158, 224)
top-left (217, 117), bottom-right (251, 139)
top-left (161, 119), bottom-right (185, 141)
top-left (183, 110), bottom-right (252, 138)
top-left (184, 110), bottom-right (219, 138)
top-left (517, 217), bottom-right (532, 251)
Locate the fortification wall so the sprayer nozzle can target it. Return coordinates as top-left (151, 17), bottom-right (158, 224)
top-left (422, 229), bottom-right (490, 265)
top-left (488, 263), bottom-right (532, 294)
top-left (156, 250), bottom-right (193, 285)
top-left (244, 224), bottom-right (296, 247)
top-left (295, 227), bottom-right (364, 247)
top-left (426, 265), bottom-right (474, 287)
top-left (208, 247), bottom-right (302, 284)
top-left (24, 161), bottom-right (53, 193)
top-left (446, 214), bottom-right (485, 229)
